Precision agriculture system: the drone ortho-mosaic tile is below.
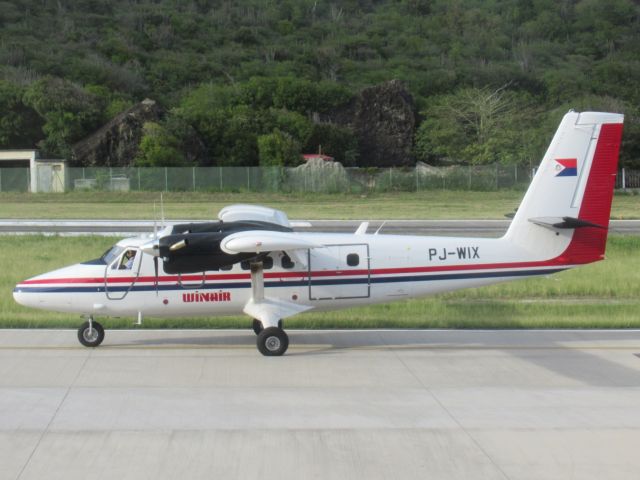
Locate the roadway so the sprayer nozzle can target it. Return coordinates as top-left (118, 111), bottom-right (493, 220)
top-left (1, 219), bottom-right (639, 236)
top-left (2, 329), bottom-right (640, 480)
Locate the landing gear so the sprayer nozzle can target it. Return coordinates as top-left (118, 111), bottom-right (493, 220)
top-left (257, 327), bottom-right (289, 356)
top-left (252, 319), bottom-right (284, 335)
top-left (252, 318), bottom-right (263, 335)
top-left (77, 318), bottom-right (105, 347)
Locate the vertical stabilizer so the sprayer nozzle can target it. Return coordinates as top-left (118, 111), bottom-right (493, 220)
top-left (505, 111), bottom-right (624, 265)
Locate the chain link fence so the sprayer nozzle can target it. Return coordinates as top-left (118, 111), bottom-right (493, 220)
top-left (0, 165), bottom-right (638, 193)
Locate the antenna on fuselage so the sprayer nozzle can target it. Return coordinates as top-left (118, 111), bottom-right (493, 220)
top-left (153, 201), bottom-right (158, 238)
top-left (160, 192), bottom-right (165, 228)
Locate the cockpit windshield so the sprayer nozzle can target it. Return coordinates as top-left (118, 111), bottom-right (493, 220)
top-left (101, 245), bottom-right (125, 265)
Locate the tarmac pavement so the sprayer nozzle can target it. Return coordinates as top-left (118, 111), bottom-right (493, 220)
top-left (1, 328), bottom-right (640, 480)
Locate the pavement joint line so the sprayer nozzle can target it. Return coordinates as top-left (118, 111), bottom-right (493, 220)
top-left (0, 344), bottom-right (638, 351)
top-left (14, 349), bottom-right (91, 480)
top-left (388, 339), bottom-right (513, 480)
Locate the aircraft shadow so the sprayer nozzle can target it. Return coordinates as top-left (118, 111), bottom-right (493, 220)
top-left (121, 329), bottom-right (640, 386)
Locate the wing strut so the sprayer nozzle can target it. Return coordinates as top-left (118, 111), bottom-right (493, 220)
top-left (250, 261), bottom-right (265, 302)
top-left (243, 259), bottom-right (313, 329)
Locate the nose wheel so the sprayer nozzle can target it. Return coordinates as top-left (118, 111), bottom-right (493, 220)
top-left (77, 320), bottom-right (105, 347)
top-left (257, 327), bottom-right (288, 356)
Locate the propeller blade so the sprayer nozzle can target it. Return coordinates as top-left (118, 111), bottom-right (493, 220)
top-left (153, 256), bottom-right (159, 296)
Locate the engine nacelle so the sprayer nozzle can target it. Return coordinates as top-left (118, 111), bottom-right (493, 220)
top-left (156, 220), bottom-right (291, 274)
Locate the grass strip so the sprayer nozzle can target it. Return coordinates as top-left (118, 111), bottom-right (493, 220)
top-left (1, 190), bottom-right (638, 220)
top-left (1, 235), bottom-right (638, 329)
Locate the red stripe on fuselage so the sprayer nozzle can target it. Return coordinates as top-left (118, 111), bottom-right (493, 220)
top-left (18, 258), bottom-right (569, 286)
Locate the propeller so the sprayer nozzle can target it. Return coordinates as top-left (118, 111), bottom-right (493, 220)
top-left (153, 256), bottom-right (159, 296)
top-left (151, 198), bottom-right (160, 296)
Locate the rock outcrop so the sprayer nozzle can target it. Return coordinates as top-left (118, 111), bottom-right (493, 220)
top-left (288, 157), bottom-right (349, 192)
top-left (71, 98), bottom-right (163, 167)
top-left (328, 79), bottom-right (417, 167)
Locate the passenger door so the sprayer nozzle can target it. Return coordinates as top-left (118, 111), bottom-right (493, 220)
top-left (308, 244), bottom-right (370, 300)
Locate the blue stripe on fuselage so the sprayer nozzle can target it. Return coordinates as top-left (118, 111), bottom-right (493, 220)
top-left (14, 268), bottom-right (566, 294)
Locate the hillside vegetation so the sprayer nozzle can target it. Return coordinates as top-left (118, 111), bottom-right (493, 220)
top-left (1, 0), bottom-right (638, 167)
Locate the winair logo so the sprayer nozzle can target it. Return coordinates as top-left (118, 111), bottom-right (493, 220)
top-left (182, 291), bottom-right (231, 303)
top-left (555, 158), bottom-right (577, 177)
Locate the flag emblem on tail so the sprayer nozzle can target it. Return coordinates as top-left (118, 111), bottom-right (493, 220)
top-left (555, 158), bottom-right (577, 177)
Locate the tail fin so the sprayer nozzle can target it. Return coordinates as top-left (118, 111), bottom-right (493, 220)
top-left (505, 111), bottom-right (624, 265)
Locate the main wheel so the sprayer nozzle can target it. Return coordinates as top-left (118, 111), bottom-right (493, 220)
top-left (252, 318), bottom-right (263, 335)
top-left (77, 321), bottom-right (105, 347)
top-left (257, 327), bottom-right (289, 356)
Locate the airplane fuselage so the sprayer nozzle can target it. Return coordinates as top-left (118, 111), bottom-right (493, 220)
top-left (14, 230), bottom-right (572, 319)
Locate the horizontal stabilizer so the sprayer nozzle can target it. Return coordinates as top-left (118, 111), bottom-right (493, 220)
top-left (220, 230), bottom-right (323, 254)
top-left (528, 216), bottom-right (606, 230)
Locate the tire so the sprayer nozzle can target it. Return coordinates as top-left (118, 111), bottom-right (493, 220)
top-left (252, 318), bottom-right (263, 335)
top-left (77, 321), bottom-right (105, 347)
top-left (257, 327), bottom-right (289, 356)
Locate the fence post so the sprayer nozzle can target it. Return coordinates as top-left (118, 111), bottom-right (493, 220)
top-left (164, 167), bottom-right (168, 192)
top-left (137, 168), bottom-right (141, 190)
top-left (622, 167), bottom-right (626, 190)
top-left (219, 167), bottom-right (223, 191)
top-left (247, 167), bottom-right (250, 191)
top-left (514, 164), bottom-right (518, 185)
top-left (0, 168), bottom-right (2, 192)
top-left (467, 166), bottom-right (471, 190)
top-left (192, 167), bottom-right (196, 191)
top-left (495, 163), bottom-right (499, 190)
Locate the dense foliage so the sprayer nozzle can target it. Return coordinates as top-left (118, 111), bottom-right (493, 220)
top-left (0, 0), bottom-right (638, 166)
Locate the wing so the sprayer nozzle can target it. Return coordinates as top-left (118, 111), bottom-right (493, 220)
top-left (220, 230), bottom-right (323, 255)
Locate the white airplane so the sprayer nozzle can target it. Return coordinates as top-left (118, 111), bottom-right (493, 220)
top-left (14, 111), bottom-right (624, 356)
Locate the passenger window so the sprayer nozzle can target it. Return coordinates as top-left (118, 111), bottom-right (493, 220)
top-left (282, 254), bottom-right (294, 269)
top-left (220, 264), bottom-right (233, 271)
top-left (346, 253), bottom-right (359, 267)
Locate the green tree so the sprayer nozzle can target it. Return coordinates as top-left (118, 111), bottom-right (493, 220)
top-left (135, 122), bottom-right (188, 167)
top-left (304, 123), bottom-right (358, 166)
top-left (260, 108), bottom-right (313, 146)
top-left (0, 81), bottom-right (42, 148)
top-left (257, 129), bottom-right (302, 167)
top-left (23, 76), bottom-right (104, 157)
top-left (415, 87), bottom-right (541, 165)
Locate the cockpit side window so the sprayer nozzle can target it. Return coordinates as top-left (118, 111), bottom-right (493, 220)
top-left (101, 246), bottom-right (124, 265)
top-left (118, 250), bottom-right (137, 270)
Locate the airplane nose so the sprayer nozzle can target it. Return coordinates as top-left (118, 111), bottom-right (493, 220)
top-left (13, 283), bottom-right (31, 308)
top-left (13, 271), bottom-right (57, 309)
